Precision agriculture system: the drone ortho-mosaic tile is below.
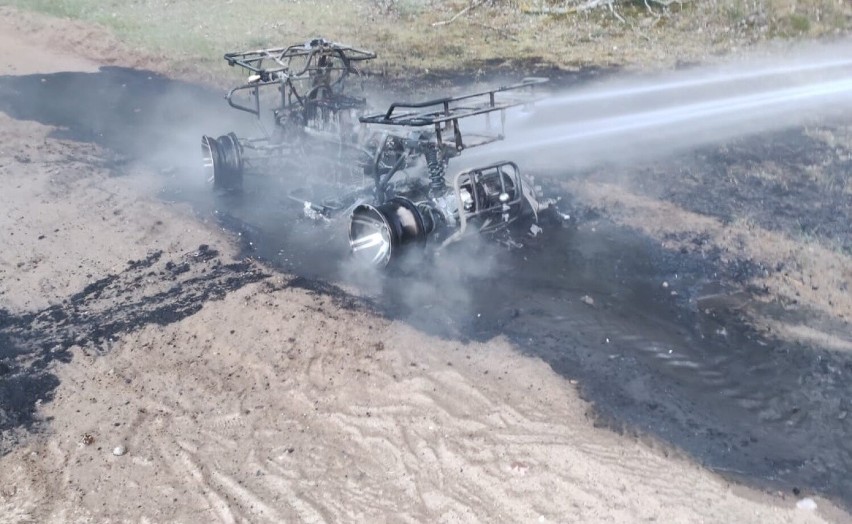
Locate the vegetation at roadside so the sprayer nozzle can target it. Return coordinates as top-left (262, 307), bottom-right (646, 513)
top-left (2, 0), bottom-right (849, 76)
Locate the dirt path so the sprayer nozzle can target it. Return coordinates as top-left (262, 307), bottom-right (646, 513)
top-left (0, 8), bottom-right (848, 524)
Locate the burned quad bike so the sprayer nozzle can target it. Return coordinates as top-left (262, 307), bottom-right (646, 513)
top-left (202, 39), bottom-right (563, 268)
top-left (202, 38), bottom-right (376, 191)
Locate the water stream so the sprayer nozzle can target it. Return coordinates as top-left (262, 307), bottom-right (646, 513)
top-left (467, 40), bottom-right (852, 171)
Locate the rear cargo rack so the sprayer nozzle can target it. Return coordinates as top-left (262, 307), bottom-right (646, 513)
top-left (359, 77), bottom-right (548, 150)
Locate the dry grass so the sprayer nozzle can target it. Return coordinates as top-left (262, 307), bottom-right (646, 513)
top-left (1, 0), bottom-right (849, 78)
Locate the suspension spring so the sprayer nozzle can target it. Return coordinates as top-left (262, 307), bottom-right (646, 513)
top-left (424, 143), bottom-right (446, 196)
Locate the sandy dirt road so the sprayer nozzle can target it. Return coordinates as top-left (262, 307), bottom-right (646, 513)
top-left (0, 8), bottom-right (848, 524)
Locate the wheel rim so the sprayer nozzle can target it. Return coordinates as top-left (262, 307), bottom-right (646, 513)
top-left (201, 135), bottom-right (219, 184)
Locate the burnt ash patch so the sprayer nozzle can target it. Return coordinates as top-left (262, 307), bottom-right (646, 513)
top-left (286, 276), bottom-right (376, 312)
top-left (0, 246), bottom-right (268, 453)
top-left (378, 62), bottom-right (616, 93)
top-left (636, 128), bottom-right (852, 252)
top-left (487, 221), bottom-right (852, 506)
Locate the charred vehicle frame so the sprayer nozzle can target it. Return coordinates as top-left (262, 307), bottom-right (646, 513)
top-left (202, 38), bottom-right (563, 268)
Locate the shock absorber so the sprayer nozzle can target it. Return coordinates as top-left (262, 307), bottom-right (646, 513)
top-left (423, 143), bottom-right (446, 196)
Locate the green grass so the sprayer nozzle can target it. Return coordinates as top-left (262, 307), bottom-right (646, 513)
top-left (2, 0), bottom-right (850, 79)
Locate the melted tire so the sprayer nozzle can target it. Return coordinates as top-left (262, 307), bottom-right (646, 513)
top-left (214, 133), bottom-right (243, 191)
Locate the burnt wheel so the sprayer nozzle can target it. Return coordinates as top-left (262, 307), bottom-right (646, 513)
top-left (201, 133), bottom-right (243, 191)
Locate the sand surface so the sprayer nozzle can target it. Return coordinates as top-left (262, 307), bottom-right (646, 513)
top-left (0, 8), bottom-right (847, 524)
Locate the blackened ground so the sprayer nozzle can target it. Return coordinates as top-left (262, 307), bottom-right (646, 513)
top-left (0, 245), bottom-right (268, 453)
top-left (2, 66), bottom-right (852, 507)
top-left (616, 129), bottom-right (852, 254)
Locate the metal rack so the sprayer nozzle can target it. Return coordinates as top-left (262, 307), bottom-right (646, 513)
top-left (359, 77), bottom-right (548, 151)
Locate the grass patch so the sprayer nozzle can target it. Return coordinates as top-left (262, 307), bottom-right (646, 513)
top-left (1, 0), bottom-right (850, 77)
